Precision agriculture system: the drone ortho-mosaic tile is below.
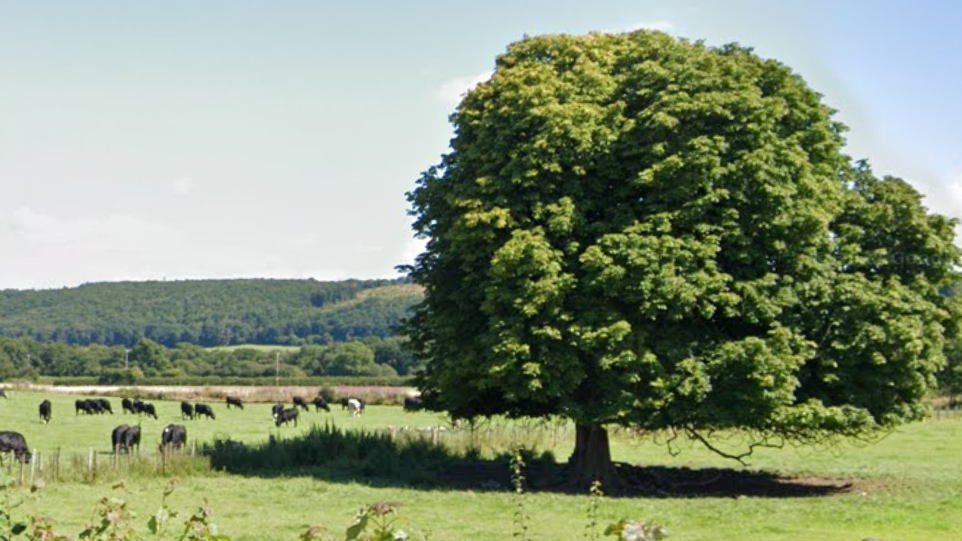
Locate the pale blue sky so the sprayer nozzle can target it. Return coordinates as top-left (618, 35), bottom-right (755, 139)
top-left (1, 1), bottom-right (959, 289)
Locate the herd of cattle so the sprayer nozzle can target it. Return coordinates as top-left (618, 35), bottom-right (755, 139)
top-left (0, 392), bottom-right (386, 465)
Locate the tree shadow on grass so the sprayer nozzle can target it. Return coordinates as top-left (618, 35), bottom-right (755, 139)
top-left (204, 424), bottom-right (855, 499)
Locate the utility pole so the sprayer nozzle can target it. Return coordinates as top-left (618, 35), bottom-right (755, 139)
top-left (124, 349), bottom-right (129, 370)
top-left (275, 351), bottom-right (280, 386)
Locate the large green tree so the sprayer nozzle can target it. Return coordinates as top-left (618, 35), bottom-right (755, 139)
top-left (404, 31), bottom-right (960, 485)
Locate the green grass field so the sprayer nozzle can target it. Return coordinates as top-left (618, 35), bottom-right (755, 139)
top-left (1, 389), bottom-right (961, 540)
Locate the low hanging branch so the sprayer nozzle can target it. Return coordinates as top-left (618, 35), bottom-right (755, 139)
top-left (684, 426), bottom-right (786, 466)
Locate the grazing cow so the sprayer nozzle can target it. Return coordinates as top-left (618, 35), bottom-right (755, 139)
top-left (403, 396), bottom-right (424, 412)
top-left (39, 399), bottom-right (52, 424)
top-left (0, 431), bottom-right (31, 463)
top-left (194, 403), bottom-right (215, 420)
top-left (271, 402), bottom-right (285, 419)
top-left (347, 398), bottom-right (364, 417)
top-left (340, 398), bottom-right (350, 410)
top-left (225, 396), bottom-right (244, 409)
top-left (111, 424), bottom-right (131, 453)
top-left (292, 396), bottom-right (310, 411)
top-left (76, 399), bottom-right (92, 415)
top-left (0, 389), bottom-right (7, 399)
top-left (122, 425), bottom-right (141, 453)
top-left (312, 397), bottom-right (330, 412)
top-left (181, 401), bottom-right (195, 420)
top-left (121, 398), bottom-right (135, 414)
top-left (142, 403), bottom-right (158, 420)
top-left (97, 398), bottom-right (114, 414)
top-left (132, 399), bottom-right (146, 414)
top-left (88, 400), bottom-right (104, 415)
top-left (274, 407), bottom-right (299, 427)
top-left (160, 424), bottom-right (187, 451)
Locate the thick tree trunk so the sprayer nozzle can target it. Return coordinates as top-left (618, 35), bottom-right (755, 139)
top-left (565, 424), bottom-right (622, 490)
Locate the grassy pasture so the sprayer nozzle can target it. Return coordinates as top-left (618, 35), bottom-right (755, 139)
top-left (0, 389), bottom-right (961, 540)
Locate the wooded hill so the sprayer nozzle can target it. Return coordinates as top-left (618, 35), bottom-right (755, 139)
top-left (0, 278), bottom-right (421, 348)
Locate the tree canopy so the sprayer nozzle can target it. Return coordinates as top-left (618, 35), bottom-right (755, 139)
top-left (404, 30), bottom-right (960, 483)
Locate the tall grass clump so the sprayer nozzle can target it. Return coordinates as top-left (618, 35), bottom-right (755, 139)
top-left (206, 423), bottom-right (457, 484)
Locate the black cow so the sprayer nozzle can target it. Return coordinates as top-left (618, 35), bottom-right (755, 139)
top-left (403, 396), bottom-right (424, 412)
top-left (0, 389), bottom-right (7, 399)
top-left (76, 399), bottom-right (92, 415)
top-left (225, 396), bottom-right (244, 409)
top-left (194, 403), bottom-right (215, 420)
top-left (0, 431), bottom-right (31, 463)
top-left (97, 398), bottom-right (114, 414)
top-left (292, 396), bottom-right (310, 411)
top-left (121, 398), bottom-right (135, 414)
top-left (160, 424), bottom-right (187, 451)
top-left (39, 399), bottom-right (52, 424)
top-left (181, 401), bottom-right (195, 420)
top-left (111, 424), bottom-right (131, 453)
top-left (142, 403), bottom-right (158, 420)
top-left (122, 425), bottom-right (141, 453)
top-left (312, 397), bottom-right (330, 412)
top-left (271, 402), bottom-right (285, 419)
top-left (87, 399), bottom-right (104, 415)
top-left (340, 397), bottom-right (350, 410)
top-left (274, 407), bottom-right (298, 427)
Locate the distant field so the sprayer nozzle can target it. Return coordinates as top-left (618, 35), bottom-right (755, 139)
top-left (0, 388), bottom-right (960, 541)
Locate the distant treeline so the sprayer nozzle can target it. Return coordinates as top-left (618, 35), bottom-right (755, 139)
top-left (0, 278), bottom-right (421, 347)
top-left (0, 334), bottom-right (420, 381)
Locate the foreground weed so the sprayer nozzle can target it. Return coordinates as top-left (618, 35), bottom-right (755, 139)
top-left (302, 502), bottom-right (426, 541)
top-left (585, 481), bottom-right (603, 541)
top-left (511, 447), bottom-right (529, 541)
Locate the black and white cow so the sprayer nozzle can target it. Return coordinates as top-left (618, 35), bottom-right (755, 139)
top-left (225, 396), bottom-right (244, 409)
top-left (160, 424), bottom-right (187, 451)
top-left (0, 431), bottom-right (31, 463)
top-left (347, 398), bottom-right (364, 417)
top-left (271, 402), bottom-right (285, 419)
top-left (274, 407), bottom-right (299, 427)
top-left (181, 401), bottom-right (195, 420)
top-left (194, 403), bottom-right (215, 420)
top-left (39, 399), bottom-right (52, 424)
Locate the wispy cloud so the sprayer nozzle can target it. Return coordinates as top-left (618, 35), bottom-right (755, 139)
top-left (170, 176), bottom-right (194, 196)
top-left (435, 71), bottom-right (492, 108)
top-left (4, 207), bottom-right (178, 249)
top-left (0, 207), bottom-right (183, 288)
